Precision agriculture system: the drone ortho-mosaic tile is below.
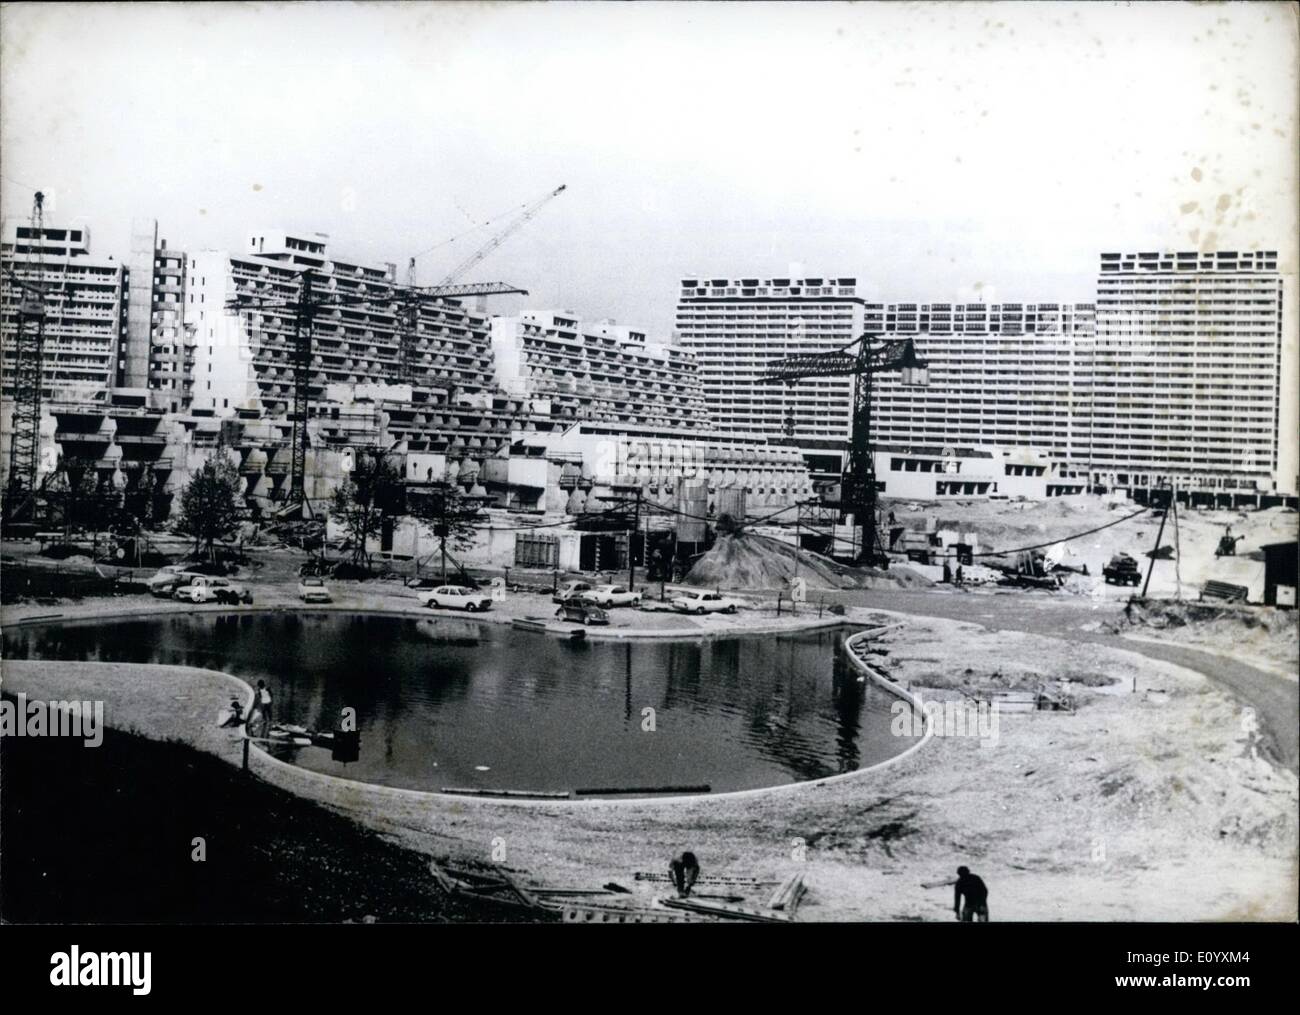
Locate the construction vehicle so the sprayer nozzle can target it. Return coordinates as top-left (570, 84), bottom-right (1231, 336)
top-left (1103, 553), bottom-right (1142, 587)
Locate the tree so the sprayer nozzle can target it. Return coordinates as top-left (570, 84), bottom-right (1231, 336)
top-left (175, 456), bottom-right (243, 561)
top-left (407, 481), bottom-right (482, 581)
top-left (45, 458), bottom-right (100, 540)
top-left (332, 451), bottom-right (402, 568)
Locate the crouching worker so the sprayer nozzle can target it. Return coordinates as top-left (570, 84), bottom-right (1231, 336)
top-left (669, 851), bottom-right (700, 898)
top-left (954, 865), bottom-right (989, 922)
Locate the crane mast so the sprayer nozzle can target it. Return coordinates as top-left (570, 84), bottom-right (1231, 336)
top-left (762, 334), bottom-right (929, 566)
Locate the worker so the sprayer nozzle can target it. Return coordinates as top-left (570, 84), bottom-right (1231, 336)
top-left (953, 865), bottom-right (989, 922)
top-left (669, 851), bottom-right (700, 898)
top-left (942, 560), bottom-right (952, 584)
top-left (955, 565), bottom-right (964, 586)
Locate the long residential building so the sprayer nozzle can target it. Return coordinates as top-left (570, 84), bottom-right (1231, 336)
top-left (679, 253), bottom-right (1294, 495)
top-left (185, 230), bottom-right (499, 416)
top-left (491, 310), bottom-right (711, 431)
top-left (675, 274), bottom-right (869, 454)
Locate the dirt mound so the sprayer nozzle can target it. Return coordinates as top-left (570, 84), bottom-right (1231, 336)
top-left (683, 532), bottom-right (930, 591)
top-left (1108, 598), bottom-right (1298, 673)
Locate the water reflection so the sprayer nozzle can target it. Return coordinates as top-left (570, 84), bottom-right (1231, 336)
top-left (3, 614), bottom-right (903, 794)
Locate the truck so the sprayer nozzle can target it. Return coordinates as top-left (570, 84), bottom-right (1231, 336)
top-left (1102, 553), bottom-right (1142, 587)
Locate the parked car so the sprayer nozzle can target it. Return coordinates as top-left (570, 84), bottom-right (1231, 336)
top-left (553, 580), bottom-right (593, 604)
top-left (670, 590), bottom-right (740, 615)
top-left (418, 585), bottom-right (493, 612)
top-left (147, 567), bottom-right (202, 597)
top-left (555, 600), bottom-right (609, 625)
top-left (298, 577), bottom-right (333, 603)
top-left (580, 584), bottom-right (643, 608)
top-left (175, 576), bottom-right (253, 605)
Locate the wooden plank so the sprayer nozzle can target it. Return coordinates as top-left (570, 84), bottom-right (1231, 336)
top-left (658, 895), bottom-right (791, 923)
top-left (633, 872), bottom-right (778, 886)
top-left (767, 872), bottom-right (806, 911)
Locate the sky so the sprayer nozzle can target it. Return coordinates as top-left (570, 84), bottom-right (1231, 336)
top-left (1, 1), bottom-right (1296, 338)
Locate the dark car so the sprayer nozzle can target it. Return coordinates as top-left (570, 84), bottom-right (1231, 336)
top-left (555, 601), bottom-right (609, 625)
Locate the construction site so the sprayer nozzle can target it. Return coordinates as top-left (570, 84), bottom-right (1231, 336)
top-left (2, 2), bottom-right (1298, 933)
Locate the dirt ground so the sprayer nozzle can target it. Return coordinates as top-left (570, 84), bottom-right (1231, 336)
top-left (5, 607), bottom-right (1294, 922)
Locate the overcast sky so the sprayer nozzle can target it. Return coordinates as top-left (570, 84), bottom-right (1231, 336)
top-left (2, 1), bottom-right (1295, 337)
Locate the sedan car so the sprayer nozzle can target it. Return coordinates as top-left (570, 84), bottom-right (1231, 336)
top-left (579, 584), bottom-right (643, 608)
top-left (552, 580), bottom-right (593, 604)
top-left (147, 568), bottom-right (200, 597)
top-left (418, 585), bottom-right (493, 612)
top-left (555, 601), bottom-right (609, 625)
top-left (298, 577), bottom-right (334, 603)
top-left (670, 590), bottom-right (739, 615)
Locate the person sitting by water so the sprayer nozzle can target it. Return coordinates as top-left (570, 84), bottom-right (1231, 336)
top-left (219, 698), bottom-right (244, 728)
top-left (669, 851), bottom-right (700, 898)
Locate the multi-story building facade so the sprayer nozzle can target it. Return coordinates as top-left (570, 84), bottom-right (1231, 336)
top-left (1, 218), bottom-right (128, 404)
top-left (491, 310), bottom-right (711, 432)
top-left (184, 230), bottom-right (498, 416)
top-left (1088, 249), bottom-right (1287, 493)
top-left (863, 301), bottom-right (1097, 492)
top-left (679, 254), bottom-right (1293, 497)
top-left (125, 218), bottom-right (188, 411)
top-left (674, 275), bottom-right (867, 471)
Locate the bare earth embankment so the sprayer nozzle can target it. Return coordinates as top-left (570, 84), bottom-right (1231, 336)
top-left (4, 606), bottom-right (1294, 922)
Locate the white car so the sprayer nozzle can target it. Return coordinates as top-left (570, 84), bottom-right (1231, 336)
top-left (298, 577), bottom-right (333, 603)
top-left (174, 576), bottom-right (252, 605)
top-left (580, 584), bottom-right (643, 608)
top-left (418, 585), bottom-right (493, 612)
top-left (671, 590), bottom-right (739, 615)
top-left (147, 567), bottom-right (202, 597)
top-left (553, 580), bottom-right (593, 604)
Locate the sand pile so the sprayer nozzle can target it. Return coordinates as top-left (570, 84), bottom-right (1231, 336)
top-left (683, 532), bottom-right (931, 590)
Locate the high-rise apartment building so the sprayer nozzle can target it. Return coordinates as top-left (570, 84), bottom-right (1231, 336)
top-left (674, 275), bottom-right (867, 470)
top-left (872, 301), bottom-right (1096, 474)
top-left (185, 230), bottom-right (498, 415)
top-left (1, 219), bottom-right (128, 403)
top-left (1088, 250), bottom-right (1286, 493)
top-left (125, 218), bottom-right (187, 411)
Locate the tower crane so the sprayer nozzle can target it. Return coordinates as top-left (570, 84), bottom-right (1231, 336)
top-left (398, 184), bottom-right (566, 383)
top-left (225, 271), bottom-right (527, 519)
top-left (3, 191), bottom-right (50, 525)
top-left (761, 333), bottom-right (929, 566)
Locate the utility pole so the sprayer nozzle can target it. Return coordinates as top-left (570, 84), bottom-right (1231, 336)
top-left (1140, 483), bottom-right (1170, 600)
top-left (628, 485), bottom-right (643, 591)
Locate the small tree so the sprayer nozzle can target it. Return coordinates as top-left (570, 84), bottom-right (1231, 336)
top-left (176, 456), bottom-right (242, 562)
top-left (408, 481), bottom-right (481, 581)
top-left (332, 452), bottom-right (402, 568)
